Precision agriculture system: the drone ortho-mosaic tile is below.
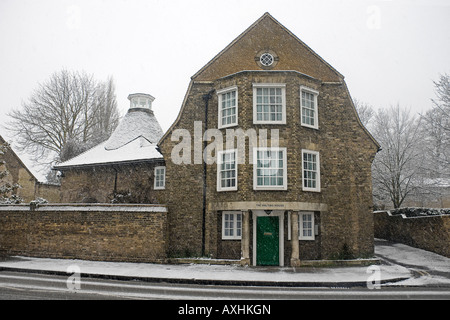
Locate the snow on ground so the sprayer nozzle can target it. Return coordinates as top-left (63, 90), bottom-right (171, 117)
top-left (375, 239), bottom-right (450, 273)
top-left (0, 240), bottom-right (448, 286)
top-left (0, 256), bottom-right (410, 285)
top-left (375, 239), bottom-right (450, 286)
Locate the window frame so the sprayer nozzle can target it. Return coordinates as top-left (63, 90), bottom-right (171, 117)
top-left (217, 86), bottom-right (238, 129)
top-left (222, 211), bottom-right (242, 240)
top-left (287, 212), bottom-right (316, 241)
top-left (217, 149), bottom-right (238, 192)
top-left (300, 86), bottom-right (319, 130)
top-left (301, 149), bottom-right (321, 192)
top-left (299, 212), bottom-right (315, 240)
top-left (154, 166), bottom-right (166, 190)
top-left (253, 83), bottom-right (286, 125)
top-left (253, 147), bottom-right (287, 191)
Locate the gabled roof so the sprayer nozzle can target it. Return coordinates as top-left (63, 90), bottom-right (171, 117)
top-left (54, 137), bottom-right (163, 170)
top-left (0, 134), bottom-right (38, 182)
top-left (54, 108), bottom-right (164, 170)
top-left (192, 12), bottom-right (344, 82)
top-left (159, 13), bottom-right (347, 146)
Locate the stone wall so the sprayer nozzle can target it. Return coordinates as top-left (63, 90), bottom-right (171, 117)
top-left (35, 182), bottom-right (61, 203)
top-left (374, 210), bottom-right (450, 257)
top-left (159, 82), bottom-right (211, 257)
top-left (59, 161), bottom-right (165, 204)
top-left (0, 203), bottom-right (168, 262)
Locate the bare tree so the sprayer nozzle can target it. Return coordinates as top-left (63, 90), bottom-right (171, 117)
top-left (7, 69), bottom-right (120, 164)
top-left (371, 105), bottom-right (424, 208)
top-left (353, 98), bottom-right (375, 128)
top-left (431, 73), bottom-right (450, 118)
top-left (91, 76), bottom-right (120, 142)
top-left (421, 74), bottom-right (450, 177)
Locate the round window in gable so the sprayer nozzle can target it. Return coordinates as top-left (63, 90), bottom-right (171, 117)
top-left (255, 50), bottom-right (279, 69)
top-left (260, 53), bottom-right (274, 67)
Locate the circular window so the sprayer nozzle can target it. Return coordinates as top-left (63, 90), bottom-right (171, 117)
top-left (255, 50), bottom-right (278, 69)
top-left (260, 53), bottom-right (274, 67)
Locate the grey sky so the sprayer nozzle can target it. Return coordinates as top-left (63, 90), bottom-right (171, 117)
top-left (0, 0), bottom-right (449, 180)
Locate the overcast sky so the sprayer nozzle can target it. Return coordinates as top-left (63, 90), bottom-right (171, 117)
top-left (0, 0), bottom-right (449, 180)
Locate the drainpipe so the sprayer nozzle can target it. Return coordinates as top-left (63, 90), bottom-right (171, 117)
top-left (201, 89), bottom-right (215, 257)
top-left (113, 167), bottom-right (118, 196)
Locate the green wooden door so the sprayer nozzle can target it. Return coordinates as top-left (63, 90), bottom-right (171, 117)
top-left (256, 216), bottom-right (279, 266)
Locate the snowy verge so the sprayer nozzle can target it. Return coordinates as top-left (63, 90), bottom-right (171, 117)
top-left (0, 255), bottom-right (411, 287)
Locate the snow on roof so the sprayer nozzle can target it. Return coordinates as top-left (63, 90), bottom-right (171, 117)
top-left (105, 109), bottom-right (163, 150)
top-left (54, 137), bottom-right (163, 170)
top-left (54, 107), bottom-right (164, 170)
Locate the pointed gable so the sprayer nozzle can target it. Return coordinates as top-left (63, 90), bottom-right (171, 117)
top-left (192, 13), bottom-right (343, 82)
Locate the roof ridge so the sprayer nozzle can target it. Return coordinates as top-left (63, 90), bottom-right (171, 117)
top-left (192, 12), bottom-right (343, 80)
top-left (191, 12), bottom-right (270, 80)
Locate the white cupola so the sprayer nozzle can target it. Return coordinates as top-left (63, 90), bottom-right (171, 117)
top-left (128, 93), bottom-right (155, 110)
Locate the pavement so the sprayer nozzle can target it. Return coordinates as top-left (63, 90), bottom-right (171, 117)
top-left (0, 239), bottom-right (449, 288)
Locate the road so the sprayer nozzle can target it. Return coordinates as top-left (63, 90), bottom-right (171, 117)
top-left (0, 271), bottom-right (449, 300)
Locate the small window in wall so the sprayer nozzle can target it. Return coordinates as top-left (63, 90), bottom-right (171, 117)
top-left (154, 166), bottom-right (166, 190)
top-left (217, 87), bottom-right (238, 129)
top-left (302, 149), bottom-right (320, 192)
top-left (217, 149), bottom-right (238, 191)
top-left (288, 212), bottom-right (316, 241)
top-left (300, 86), bottom-right (319, 129)
top-left (299, 212), bottom-right (315, 240)
top-left (260, 53), bottom-right (274, 67)
top-left (222, 211), bottom-right (242, 240)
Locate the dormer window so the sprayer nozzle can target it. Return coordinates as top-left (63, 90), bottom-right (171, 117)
top-left (128, 93), bottom-right (155, 110)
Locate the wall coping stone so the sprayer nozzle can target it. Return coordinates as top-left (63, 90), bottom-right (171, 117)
top-left (374, 209), bottom-right (450, 220)
top-left (0, 203), bottom-right (168, 213)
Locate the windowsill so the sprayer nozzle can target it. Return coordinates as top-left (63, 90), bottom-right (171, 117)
top-left (217, 188), bottom-right (238, 192)
top-left (253, 186), bottom-right (288, 191)
top-left (302, 188), bottom-right (321, 193)
top-left (253, 120), bottom-right (286, 125)
top-left (218, 123), bottom-right (239, 130)
top-left (301, 123), bottom-right (319, 130)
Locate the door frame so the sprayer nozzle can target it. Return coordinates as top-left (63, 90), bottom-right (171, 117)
top-left (252, 210), bottom-right (284, 266)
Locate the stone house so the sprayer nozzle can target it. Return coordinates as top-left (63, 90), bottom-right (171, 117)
top-left (0, 135), bottom-right (60, 203)
top-left (1, 135), bottom-right (37, 202)
top-left (51, 13), bottom-right (379, 266)
top-left (158, 13), bottom-right (380, 266)
top-left (54, 93), bottom-right (166, 204)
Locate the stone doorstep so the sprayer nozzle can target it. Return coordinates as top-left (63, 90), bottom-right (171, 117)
top-left (167, 257), bottom-right (381, 267)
